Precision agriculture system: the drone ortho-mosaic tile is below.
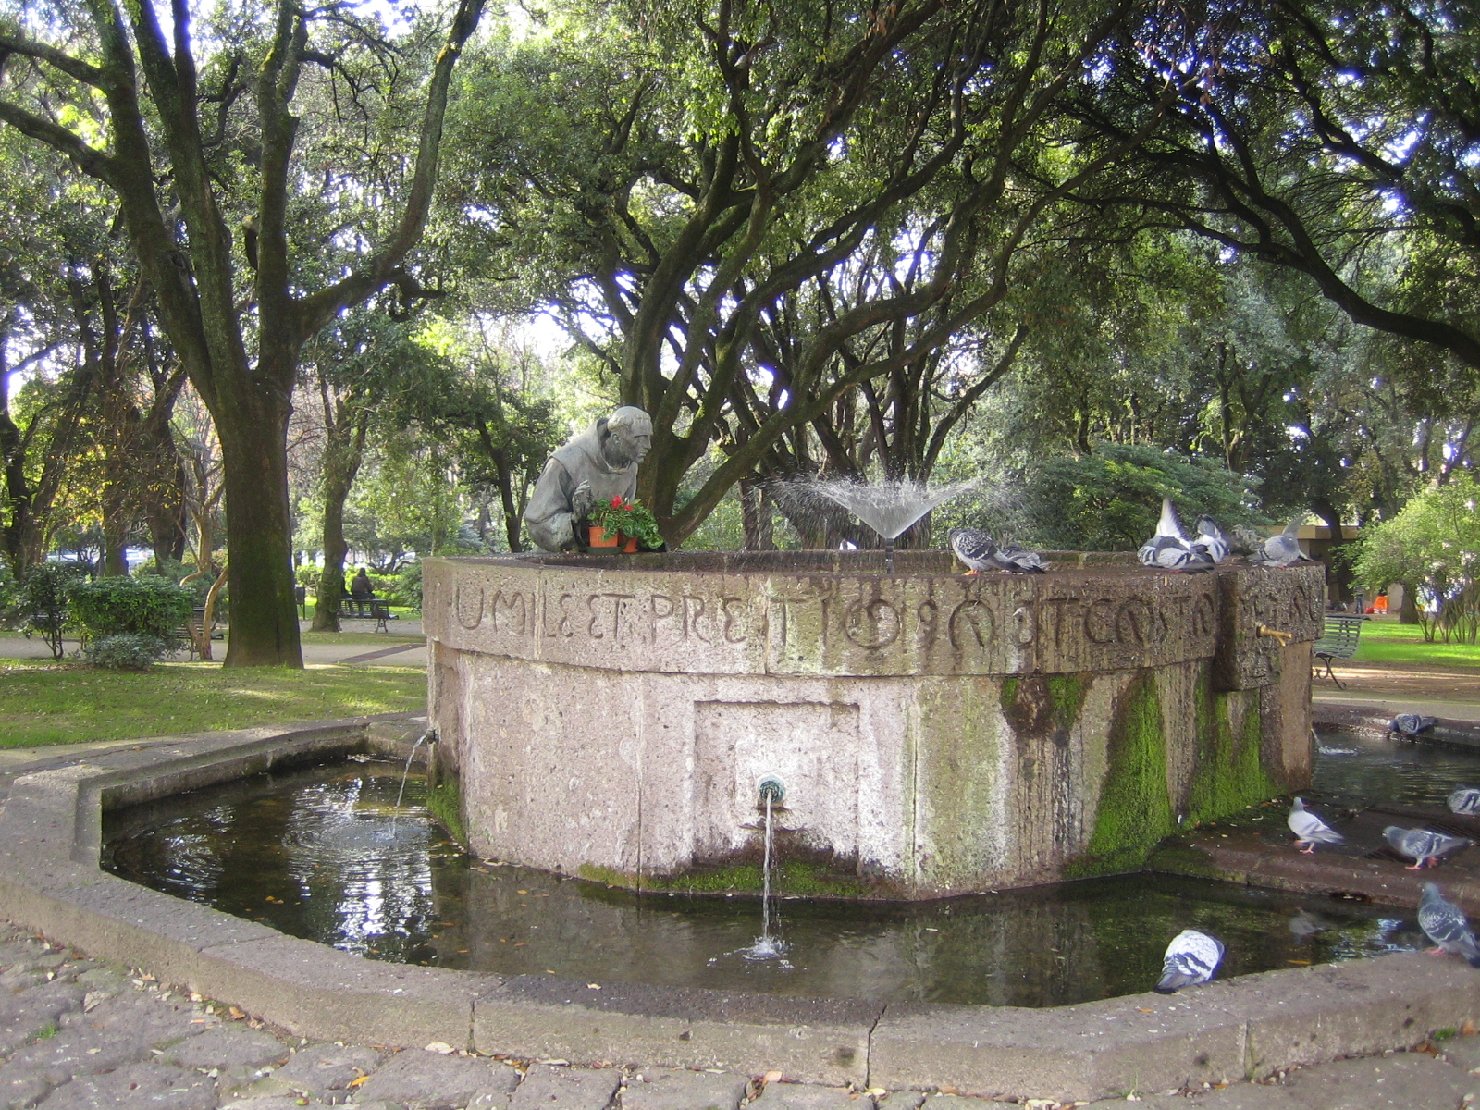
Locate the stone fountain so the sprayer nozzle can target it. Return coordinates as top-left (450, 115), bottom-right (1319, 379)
top-left (424, 540), bottom-right (1323, 897)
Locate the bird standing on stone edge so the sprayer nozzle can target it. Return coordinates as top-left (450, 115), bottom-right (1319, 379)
top-left (1155, 929), bottom-right (1225, 993)
top-left (1388, 713), bottom-right (1438, 741)
top-left (1418, 883), bottom-right (1480, 967)
top-left (1251, 515), bottom-right (1313, 567)
top-left (1449, 787), bottom-right (1480, 817)
top-left (1287, 797), bottom-right (1344, 854)
top-left (1191, 514), bottom-right (1233, 564)
top-left (1138, 497), bottom-right (1214, 573)
top-left (948, 527), bottom-right (997, 575)
top-left (1383, 826), bottom-right (1473, 870)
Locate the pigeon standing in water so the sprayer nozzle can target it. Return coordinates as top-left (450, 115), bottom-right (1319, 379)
top-left (1288, 797), bottom-right (1344, 854)
top-left (1154, 929), bottom-right (1225, 993)
top-left (1449, 787), bottom-right (1480, 816)
top-left (1251, 515), bottom-right (1312, 567)
top-left (1387, 713), bottom-right (1438, 741)
top-left (1138, 497), bottom-right (1214, 573)
top-left (1191, 514), bottom-right (1233, 564)
top-left (948, 527), bottom-right (997, 575)
top-left (1417, 883), bottom-right (1480, 967)
top-left (1383, 826), bottom-right (1473, 870)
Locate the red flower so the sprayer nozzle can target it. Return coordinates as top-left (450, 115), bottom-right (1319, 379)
top-left (610, 495), bottom-right (623, 508)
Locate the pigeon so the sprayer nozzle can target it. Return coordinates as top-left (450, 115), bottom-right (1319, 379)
top-left (1288, 796), bottom-right (1344, 854)
top-left (1191, 514), bottom-right (1233, 564)
top-left (1154, 929), bottom-right (1225, 993)
top-left (1138, 497), bottom-right (1214, 573)
top-left (1251, 515), bottom-right (1312, 567)
top-left (948, 527), bottom-right (997, 574)
top-left (1387, 713), bottom-right (1438, 741)
top-left (1417, 882), bottom-right (1480, 967)
top-left (988, 540), bottom-right (1048, 573)
top-left (1383, 825), bottom-right (1473, 870)
top-left (1449, 787), bottom-right (1480, 816)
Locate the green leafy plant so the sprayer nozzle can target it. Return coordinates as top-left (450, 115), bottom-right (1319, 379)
top-left (70, 575), bottom-right (194, 646)
top-left (586, 495), bottom-right (664, 550)
top-left (14, 563), bottom-right (87, 660)
top-left (83, 633), bottom-right (171, 671)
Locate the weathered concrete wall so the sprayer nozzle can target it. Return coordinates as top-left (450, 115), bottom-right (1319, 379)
top-left (425, 552), bottom-right (1324, 897)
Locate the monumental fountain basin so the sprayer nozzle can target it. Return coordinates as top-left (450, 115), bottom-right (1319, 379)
top-left (424, 550), bottom-right (1325, 898)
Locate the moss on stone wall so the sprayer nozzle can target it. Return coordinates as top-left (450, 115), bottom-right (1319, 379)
top-left (1047, 674), bottom-right (1088, 731)
top-left (425, 778), bottom-right (467, 849)
top-left (577, 859), bottom-right (872, 898)
top-left (998, 673), bottom-right (1086, 737)
top-left (1184, 676), bottom-right (1277, 827)
top-left (1068, 672), bottom-right (1174, 877)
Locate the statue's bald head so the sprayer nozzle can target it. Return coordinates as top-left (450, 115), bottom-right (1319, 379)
top-left (604, 406), bottom-right (652, 467)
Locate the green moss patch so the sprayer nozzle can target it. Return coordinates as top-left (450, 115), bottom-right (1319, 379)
top-left (425, 778), bottom-right (466, 848)
top-left (1068, 672), bottom-right (1174, 877)
top-left (578, 858), bottom-right (873, 898)
top-left (1184, 678), bottom-right (1277, 828)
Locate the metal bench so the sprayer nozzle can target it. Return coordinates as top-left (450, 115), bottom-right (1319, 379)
top-left (1312, 614), bottom-right (1364, 689)
top-left (341, 598), bottom-right (394, 633)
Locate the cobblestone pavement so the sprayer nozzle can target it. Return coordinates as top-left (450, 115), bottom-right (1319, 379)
top-left (0, 920), bottom-right (1478, 1109)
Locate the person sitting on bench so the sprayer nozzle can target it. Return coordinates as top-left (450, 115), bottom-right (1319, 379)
top-left (350, 568), bottom-right (374, 616)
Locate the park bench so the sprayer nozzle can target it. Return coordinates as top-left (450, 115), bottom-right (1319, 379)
top-left (1312, 613), bottom-right (1364, 689)
top-left (340, 597), bottom-right (395, 633)
top-left (174, 607), bottom-right (221, 660)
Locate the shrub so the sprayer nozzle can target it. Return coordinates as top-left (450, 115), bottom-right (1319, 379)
top-left (385, 562), bottom-right (423, 609)
top-left (83, 633), bottom-right (171, 671)
top-left (15, 563), bottom-right (87, 660)
top-left (70, 575), bottom-right (193, 645)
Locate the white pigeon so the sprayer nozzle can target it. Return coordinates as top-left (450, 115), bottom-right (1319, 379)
top-left (1387, 713), bottom-right (1438, 741)
top-left (1288, 796), bottom-right (1343, 854)
top-left (1383, 825), bottom-right (1473, 870)
top-left (1417, 882), bottom-right (1480, 967)
top-left (1154, 929), bottom-right (1225, 993)
top-left (1138, 497), bottom-right (1214, 573)
top-left (1448, 787), bottom-right (1480, 817)
top-left (988, 540), bottom-right (1048, 573)
top-left (1251, 515), bottom-right (1312, 567)
top-left (948, 527), bottom-right (997, 574)
top-left (1191, 514), bottom-right (1233, 563)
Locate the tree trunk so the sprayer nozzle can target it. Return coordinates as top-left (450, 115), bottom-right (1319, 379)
top-left (216, 391), bottom-right (302, 668)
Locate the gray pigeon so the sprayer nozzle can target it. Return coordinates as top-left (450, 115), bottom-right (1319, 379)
top-left (1383, 825), bottom-right (1473, 870)
top-left (1417, 882), bottom-right (1480, 967)
top-left (988, 541), bottom-right (1048, 573)
top-left (1154, 929), bottom-right (1225, 993)
top-left (1191, 514), bottom-right (1233, 563)
top-left (1449, 787), bottom-right (1480, 817)
top-left (1138, 497), bottom-right (1214, 573)
top-left (948, 527), bottom-right (997, 574)
top-left (1387, 713), bottom-right (1438, 741)
top-left (1251, 515), bottom-right (1312, 567)
top-left (1288, 796), bottom-right (1343, 854)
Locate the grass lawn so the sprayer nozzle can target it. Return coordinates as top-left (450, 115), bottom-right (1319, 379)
top-left (0, 659), bottom-right (426, 748)
top-left (1353, 618), bottom-right (1480, 669)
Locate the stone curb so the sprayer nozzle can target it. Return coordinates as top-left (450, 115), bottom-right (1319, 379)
top-left (0, 721), bottom-right (1476, 1103)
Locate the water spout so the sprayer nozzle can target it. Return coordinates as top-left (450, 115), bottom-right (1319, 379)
top-left (757, 774), bottom-right (785, 809)
top-left (391, 729), bottom-right (437, 833)
top-left (1256, 623), bottom-right (1292, 646)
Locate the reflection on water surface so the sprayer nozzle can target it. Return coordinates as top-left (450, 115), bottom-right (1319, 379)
top-left (104, 755), bottom-right (1442, 1007)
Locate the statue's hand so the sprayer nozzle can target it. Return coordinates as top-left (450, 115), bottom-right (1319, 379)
top-left (571, 481), bottom-right (594, 519)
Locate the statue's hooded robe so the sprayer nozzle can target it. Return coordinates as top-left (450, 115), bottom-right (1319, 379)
top-left (526, 417), bottom-right (639, 551)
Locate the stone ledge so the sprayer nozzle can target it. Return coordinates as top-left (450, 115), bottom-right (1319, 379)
top-left (0, 721), bottom-right (1473, 1103)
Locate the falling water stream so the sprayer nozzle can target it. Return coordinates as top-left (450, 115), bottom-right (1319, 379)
top-left (100, 730), bottom-right (1466, 1007)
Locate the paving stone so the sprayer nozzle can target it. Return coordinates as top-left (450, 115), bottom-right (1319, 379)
top-left (1133, 1080), bottom-right (1301, 1108)
top-left (0, 989), bottom-right (204, 1085)
top-left (617, 1066), bottom-right (749, 1109)
top-left (33, 1060), bottom-right (218, 1108)
top-left (873, 1091), bottom-right (926, 1107)
top-left (508, 1063), bottom-right (622, 1108)
top-left (1273, 1051), bottom-right (1476, 1109)
top-left (747, 1080), bottom-right (875, 1108)
top-left (351, 1047), bottom-right (522, 1109)
top-left (0, 979), bottom-right (86, 1056)
top-left (267, 1040), bottom-right (387, 1093)
top-left (1440, 1032), bottom-right (1480, 1075)
top-left (155, 1023), bottom-right (289, 1072)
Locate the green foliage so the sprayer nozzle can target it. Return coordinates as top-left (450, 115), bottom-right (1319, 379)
top-left (83, 634), bottom-right (171, 671)
top-left (425, 778), bottom-right (466, 848)
top-left (14, 564), bottom-right (87, 661)
top-left (972, 444), bottom-right (1258, 552)
top-left (1352, 475), bottom-right (1480, 643)
top-left (586, 496), bottom-right (664, 550)
top-left (69, 575), bottom-right (193, 644)
top-left (385, 561), bottom-right (423, 609)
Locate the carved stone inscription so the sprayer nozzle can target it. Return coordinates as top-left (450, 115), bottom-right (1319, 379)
top-left (445, 570), bottom-right (1220, 676)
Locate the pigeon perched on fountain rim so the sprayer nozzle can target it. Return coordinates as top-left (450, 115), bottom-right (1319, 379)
top-left (1383, 825), bottom-right (1473, 869)
top-left (948, 527), bottom-right (997, 575)
top-left (1155, 929), bottom-right (1225, 993)
top-left (1251, 514), bottom-right (1313, 567)
top-left (1138, 497), bottom-right (1214, 573)
top-left (1287, 796), bottom-right (1343, 853)
top-left (1191, 514), bottom-right (1233, 563)
top-left (1417, 882), bottom-right (1480, 967)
